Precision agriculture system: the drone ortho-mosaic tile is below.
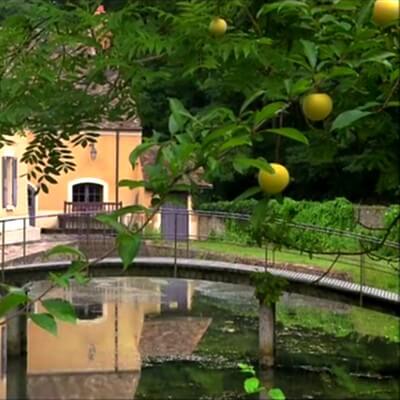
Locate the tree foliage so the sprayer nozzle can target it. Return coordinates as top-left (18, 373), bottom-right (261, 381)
top-left (0, 0), bottom-right (399, 335)
top-left (0, 0), bottom-right (398, 199)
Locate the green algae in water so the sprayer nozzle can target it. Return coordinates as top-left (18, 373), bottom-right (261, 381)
top-left (136, 291), bottom-right (399, 399)
top-left (277, 302), bottom-right (400, 343)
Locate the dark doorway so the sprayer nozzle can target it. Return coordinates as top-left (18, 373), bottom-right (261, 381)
top-left (71, 183), bottom-right (104, 212)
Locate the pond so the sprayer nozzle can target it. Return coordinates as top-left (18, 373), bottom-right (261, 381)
top-left (3, 277), bottom-right (399, 399)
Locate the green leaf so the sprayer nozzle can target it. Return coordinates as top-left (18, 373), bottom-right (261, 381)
top-left (268, 388), bottom-right (286, 400)
top-left (386, 101), bottom-right (400, 108)
top-left (0, 291), bottom-right (29, 318)
top-left (111, 205), bottom-right (148, 218)
top-left (49, 272), bottom-right (70, 288)
top-left (244, 377), bottom-right (262, 394)
top-left (251, 198), bottom-right (271, 229)
top-left (219, 136), bottom-right (251, 152)
top-left (129, 142), bottom-right (154, 169)
top-left (329, 67), bottom-right (358, 79)
top-left (300, 39), bottom-right (318, 69)
top-left (168, 113), bottom-right (180, 134)
top-left (254, 102), bottom-right (286, 128)
top-left (257, 0), bottom-right (309, 17)
top-left (45, 245), bottom-right (86, 261)
top-left (291, 79), bottom-right (312, 96)
top-left (42, 298), bottom-right (76, 324)
top-left (95, 214), bottom-right (128, 234)
top-left (202, 124), bottom-right (236, 147)
top-left (356, 0), bottom-right (374, 26)
top-left (171, 183), bottom-right (191, 192)
top-left (237, 363), bottom-right (256, 374)
top-left (235, 186), bottom-right (262, 201)
top-left (117, 233), bottom-right (141, 270)
top-left (30, 313), bottom-right (57, 336)
top-left (169, 98), bottom-right (192, 120)
top-left (233, 157), bottom-right (273, 174)
top-left (73, 271), bottom-right (90, 285)
top-left (331, 110), bottom-right (373, 131)
top-left (118, 179), bottom-right (145, 189)
top-left (361, 52), bottom-right (396, 65)
top-left (239, 90), bottom-right (265, 115)
top-left (266, 128), bottom-right (309, 144)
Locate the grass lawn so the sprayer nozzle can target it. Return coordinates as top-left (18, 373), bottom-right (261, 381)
top-left (188, 240), bottom-right (399, 294)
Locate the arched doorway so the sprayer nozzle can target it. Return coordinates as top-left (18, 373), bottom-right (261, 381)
top-left (71, 182), bottom-right (103, 212)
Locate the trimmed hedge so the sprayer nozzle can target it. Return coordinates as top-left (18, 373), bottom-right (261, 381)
top-left (197, 198), bottom-right (399, 255)
top-left (198, 197), bottom-right (356, 231)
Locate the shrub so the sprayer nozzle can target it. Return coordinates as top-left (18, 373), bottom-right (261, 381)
top-left (196, 198), bottom-right (399, 255)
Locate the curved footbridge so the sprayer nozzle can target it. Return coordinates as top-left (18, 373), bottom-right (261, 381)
top-left (5, 256), bottom-right (399, 317)
top-left (5, 256), bottom-right (399, 367)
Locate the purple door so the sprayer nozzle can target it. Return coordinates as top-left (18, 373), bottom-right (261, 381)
top-left (161, 280), bottom-right (189, 313)
top-left (161, 193), bottom-right (189, 241)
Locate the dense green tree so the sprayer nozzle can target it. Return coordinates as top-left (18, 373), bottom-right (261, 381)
top-left (97, 0), bottom-right (400, 203)
top-left (0, 0), bottom-right (398, 338)
top-left (1, 0), bottom-right (398, 201)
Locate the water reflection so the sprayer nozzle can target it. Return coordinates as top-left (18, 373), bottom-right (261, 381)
top-left (2, 278), bottom-right (399, 399)
top-left (26, 278), bottom-right (208, 399)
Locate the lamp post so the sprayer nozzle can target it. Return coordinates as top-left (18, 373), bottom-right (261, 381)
top-left (89, 143), bottom-right (97, 160)
top-left (115, 129), bottom-right (120, 207)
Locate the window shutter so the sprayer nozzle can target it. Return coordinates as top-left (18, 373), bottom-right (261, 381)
top-left (12, 158), bottom-right (17, 207)
top-left (2, 157), bottom-right (7, 208)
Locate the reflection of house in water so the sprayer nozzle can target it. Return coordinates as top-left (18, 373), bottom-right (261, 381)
top-left (140, 280), bottom-right (211, 359)
top-left (27, 278), bottom-right (211, 400)
top-left (0, 325), bottom-right (6, 400)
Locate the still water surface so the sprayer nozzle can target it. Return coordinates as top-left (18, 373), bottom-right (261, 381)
top-left (3, 277), bottom-right (399, 399)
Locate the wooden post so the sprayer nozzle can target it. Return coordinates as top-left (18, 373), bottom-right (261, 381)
top-left (258, 368), bottom-right (274, 400)
top-left (174, 211), bottom-right (178, 278)
top-left (360, 253), bottom-right (365, 307)
top-left (259, 303), bottom-right (275, 367)
top-left (7, 313), bottom-right (26, 357)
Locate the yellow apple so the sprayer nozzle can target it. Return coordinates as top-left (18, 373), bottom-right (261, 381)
top-left (258, 163), bottom-right (290, 195)
top-left (373, 0), bottom-right (399, 26)
top-left (209, 17), bottom-right (227, 37)
top-left (302, 93), bottom-right (333, 121)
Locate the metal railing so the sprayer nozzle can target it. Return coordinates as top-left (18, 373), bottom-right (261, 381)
top-left (63, 201), bottom-right (122, 214)
top-left (1, 209), bottom-right (399, 301)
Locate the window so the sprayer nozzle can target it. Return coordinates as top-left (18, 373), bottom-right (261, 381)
top-left (2, 157), bottom-right (17, 209)
top-left (72, 183), bottom-right (103, 203)
top-left (74, 303), bottom-right (103, 320)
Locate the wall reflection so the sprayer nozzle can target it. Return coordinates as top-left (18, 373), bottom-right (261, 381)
top-left (26, 278), bottom-right (211, 400)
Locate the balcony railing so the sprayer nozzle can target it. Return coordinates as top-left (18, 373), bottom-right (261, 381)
top-left (63, 202), bottom-right (122, 214)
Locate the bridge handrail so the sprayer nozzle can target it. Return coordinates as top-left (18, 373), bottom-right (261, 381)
top-left (191, 209), bottom-right (399, 250)
top-left (1, 208), bottom-right (398, 250)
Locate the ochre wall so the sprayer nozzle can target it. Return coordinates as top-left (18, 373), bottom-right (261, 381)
top-left (28, 301), bottom-right (143, 374)
top-left (34, 131), bottom-right (145, 214)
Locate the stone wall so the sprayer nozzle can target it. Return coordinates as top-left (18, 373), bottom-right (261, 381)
top-left (196, 214), bottom-right (226, 240)
top-left (354, 205), bottom-right (388, 228)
